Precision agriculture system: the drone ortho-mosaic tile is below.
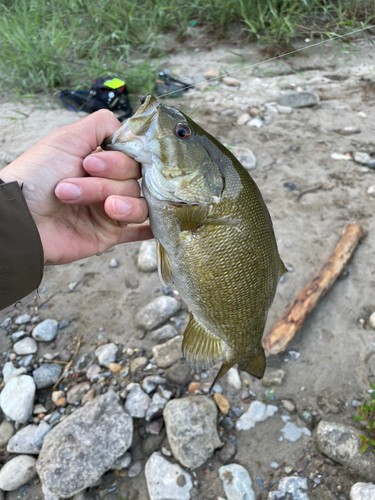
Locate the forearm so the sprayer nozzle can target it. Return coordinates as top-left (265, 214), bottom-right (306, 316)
top-left (0, 181), bottom-right (44, 310)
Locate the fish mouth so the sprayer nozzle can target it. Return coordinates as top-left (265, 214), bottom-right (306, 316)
top-left (102, 95), bottom-right (159, 153)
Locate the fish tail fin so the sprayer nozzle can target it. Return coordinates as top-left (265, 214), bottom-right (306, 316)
top-left (209, 361), bottom-right (236, 392)
top-left (182, 313), bottom-right (225, 372)
top-left (238, 347), bottom-right (266, 379)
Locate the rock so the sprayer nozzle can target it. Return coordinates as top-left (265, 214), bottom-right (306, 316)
top-left (219, 464), bottom-right (255, 500)
top-left (268, 476), bottom-right (309, 500)
top-left (52, 390), bottom-right (65, 403)
top-left (350, 482), bottom-right (375, 500)
top-left (113, 451), bottom-right (131, 470)
top-left (281, 399), bottom-right (296, 412)
top-left (203, 69), bottom-right (220, 79)
top-left (11, 330), bottom-right (27, 342)
top-left (124, 386), bottom-right (151, 418)
top-left (59, 320), bottom-right (70, 330)
top-left (36, 391), bottom-right (133, 498)
top-left (33, 364), bottom-right (62, 389)
top-left (86, 364), bottom-right (101, 381)
top-left (142, 376), bottom-right (168, 394)
top-left (130, 356), bottom-right (148, 373)
top-left (237, 113), bottom-right (251, 125)
top-left (108, 362), bottom-right (122, 373)
top-left (0, 375), bottom-right (36, 424)
top-left (369, 159), bottom-right (375, 170)
top-left (335, 126), bottom-right (361, 135)
top-left (0, 455), bottom-right (37, 491)
top-left (13, 337), bottom-right (38, 355)
top-left (145, 393), bottom-right (168, 421)
top-left (354, 152), bottom-right (370, 165)
top-left (128, 461), bottom-right (142, 478)
top-left (3, 361), bottom-right (27, 383)
top-left (145, 419), bottom-right (164, 436)
top-left (152, 335), bottom-right (183, 368)
top-left (214, 393), bottom-right (230, 415)
top-left (55, 397), bottom-right (67, 407)
top-left (331, 152), bottom-right (352, 160)
top-left (109, 258), bottom-right (118, 268)
top-left (150, 325), bottom-right (179, 342)
top-left (95, 343), bottom-right (118, 367)
top-left (236, 401), bottom-right (278, 431)
top-left (222, 76), bottom-right (241, 86)
top-left (277, 91), bottom-right (319, 108)
top-left (188, 382), bottom-right (201, 393)
top-left (164, 396), bottom-right (221, 468)
top-left (276, 105), bottom-right (293, 114)
top-left (145, 452), bottom-right (193, 500)
top-left (81, 389), bottom-right (95, 405)
top-left (231, 147), bottom-right (257, 170)
top-left (165, 361), bottom-right (192, 384)
top-left (369, 312), bottom-right (375, 329)
top-left (367, 185), bottom-right (375, 196)
top-left (32, 319), bottom-right (58, 342)
top-left (7, 421), bottom-right (51, 454)
top-left (67, 381), bottom-right (91, 404)
top-left (280, 416), bottom-right (311, 442)
top-left (219, 441), bottom-right (236, 464)
top-left (15, 314), bottom-right (31, 325)
top-left (261, 369), bottom-right (285, 387)
top-left (137, 240), bottom-right (157, 272)
top-left (227, 367), bottom-right (241, 390)
top-left (0, 420), bottom-right (15, 447)
top-left (135, 296), bottom-right (181, 331)
top-left (315, 420), bottom-right (375, 481)
top-left (247, 117), bottom-right (263, 128)
top-left (34, 403), bottom-right (47, 414)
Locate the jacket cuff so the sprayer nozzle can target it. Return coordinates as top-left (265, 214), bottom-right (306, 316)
top-left (0, 181), bottom-right (44, 310)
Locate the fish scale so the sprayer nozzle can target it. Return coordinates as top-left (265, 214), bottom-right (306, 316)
top-left (103, 95), bottom-right (285, 384)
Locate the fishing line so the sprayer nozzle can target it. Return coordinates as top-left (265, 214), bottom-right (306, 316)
top-left (157, 24), bottom-right (375, 99)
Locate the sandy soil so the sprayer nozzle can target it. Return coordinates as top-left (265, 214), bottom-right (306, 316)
top-left (1, 36), bottom-right (375, 499)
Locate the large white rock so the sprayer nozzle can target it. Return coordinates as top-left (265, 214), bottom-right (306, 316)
top-left (0, 375), bottom-right (36, 424)
top-left (219, 463), bottom-right (255, 500)
top-left (145, 452), bottom-right (193, 500)
top-left (350, 482), bottom-right (375, 500)
top-left (236, 401), bottom-right (278, 431)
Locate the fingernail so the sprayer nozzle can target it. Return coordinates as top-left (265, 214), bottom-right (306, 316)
top-left (113, 198), bottom-right (130, 215)
top-left (55, 182), bottom-right (82, 201)
top-left (84, 156), bottom-right (105, 173)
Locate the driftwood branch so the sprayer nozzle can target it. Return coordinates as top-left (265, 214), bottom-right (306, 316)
top-left (263, 222), bottom-right (364, 355)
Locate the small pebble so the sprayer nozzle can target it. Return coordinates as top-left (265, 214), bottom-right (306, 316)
top-left (335, 126), bottom-right (361, 135)
top-left (203, 69), bottom-right (219, 79)
top-left (222, 76), bottom-right (240, 86)
top-left (269, 461), bottom-right (279, 470)
top-left (58, 320), bottom-right (69, 330)
top-left (52, 391), bottom-right (65, 403)
top-left (227, 367), bottom-right (241, 390)
top-left (214, 393), bottom-right (230, 415)
top-left (331, 152), bottom-right (351, 160)
top-left (32, 319), bottom-right (58, 342)
top-left (13, 337), bottom-right (38, 355)
top-left (55, 398), bottom-right (67, 407)
top-left (283, 181), bottom-right (297, 191)
top-left (237, 113), bottom-right (250, 126)
top-left (368, 312), bottom-right (375, 330)
top-left (188, 382), bottom-right (201, 393)
top-left (128, 461), bottom-right (142, 478)
top-left (354, 151), bottom-right (370, 165)
top-left (369, 159), bottom-right (375, 170)
top-left (357, 111), bottom-right (367, 118)
top-left (130, 356), bottom-right (148, 373)
top-left (109, 258), bottom-right (119, 268)
top-left (247, 117), bottom-right (263, 128)
top-left (15, 314), bottom-right (31, 325)
top-left (108, 363), bottom-right (122, 373)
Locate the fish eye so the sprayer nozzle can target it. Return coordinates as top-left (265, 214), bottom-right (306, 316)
top-left (175, 123), bottom-right (191, 139)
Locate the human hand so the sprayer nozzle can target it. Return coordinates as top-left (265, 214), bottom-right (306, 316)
top-left (1, 110), bottom-right (152, 265)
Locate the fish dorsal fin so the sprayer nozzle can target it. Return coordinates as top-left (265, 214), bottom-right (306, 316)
top-left (155, 239), bottom-right (174, 288)
top-left (182, 313), bottom-right (225, 372)
top-left (279, 258), bottom-right (288, 277)
top-left (238, 347), bottom-right (266, 379)
top-left (177, 204), bottom-right (241, 231)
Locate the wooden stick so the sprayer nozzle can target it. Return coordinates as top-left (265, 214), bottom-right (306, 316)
top-left (263, 222), bottom-right (364, 355)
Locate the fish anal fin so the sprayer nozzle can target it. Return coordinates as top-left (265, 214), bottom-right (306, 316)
top-left (238, 348), bottom-right (266, 379)
top-left (182, 313), bottom-right (225, 372)
top-left (209, 361), bottom-right (235, 391)
top-left (177, 204), bottom-right (241, 231)
top-left (155, 239), bottom-right (174, 288)
top-left (279, 258), bottom-right (288, 277)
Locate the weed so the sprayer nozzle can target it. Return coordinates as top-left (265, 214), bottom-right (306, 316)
top-left (353, 383), bottom-right (375, 453)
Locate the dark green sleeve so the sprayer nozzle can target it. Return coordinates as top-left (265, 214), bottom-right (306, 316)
top-left (0, 181), bottom-right (44, 310)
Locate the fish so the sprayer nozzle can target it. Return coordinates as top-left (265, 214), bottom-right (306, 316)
top-left (103, 95), bottom-right (286, 385)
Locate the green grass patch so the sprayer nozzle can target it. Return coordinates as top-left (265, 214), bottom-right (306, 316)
top-left (1, 0), bottom-right (374, 97)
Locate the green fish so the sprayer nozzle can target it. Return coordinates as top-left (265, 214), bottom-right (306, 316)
top-left (103, 95), bottom-right (286, 384)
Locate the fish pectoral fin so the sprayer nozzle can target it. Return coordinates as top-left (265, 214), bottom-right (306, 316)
top-left (182, 313), bottom-right (225, 372)
top-left (155, 239), bottom-right (174, 288)
top-left (177, 204), bottom-right (241, 231)
top-left (238, 347), bottom-right (266, 379)
top-left (279, 258), bottom-right (288, 277)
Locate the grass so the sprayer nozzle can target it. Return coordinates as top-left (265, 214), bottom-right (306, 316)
top-left (0, 0), bottom-right (374, 97)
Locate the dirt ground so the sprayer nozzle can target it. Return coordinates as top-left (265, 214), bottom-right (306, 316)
top-left (1, 35), bottom-right (375, 499)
